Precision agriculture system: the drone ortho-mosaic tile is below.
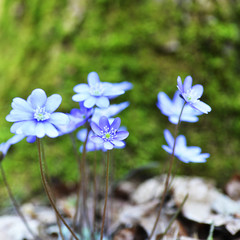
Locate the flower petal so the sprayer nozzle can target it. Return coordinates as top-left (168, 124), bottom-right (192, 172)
top-left (72, 93), bottom-right (90, 102)
top-left (73, 83), bottom-right (90, 93)
top-left (192, 101), bottom-right (211, 114)
top-left (27, 136), bottom-right (36, 143)
top-left (36, 122), bottom-right (46, 138)
top-left (103, 141), bottom-right (114, 150)
top-left (163, 129), bottom-right (174, 148)
top-left (6, 110), bottom-right (33, 122)
top-left (49, 113), bottom-right (69, 126)
top-left (84, 96), bottom-right (96, 108)
top-left (183, 76), bottom-right (192, 92)
top-left (27, 89), bottom-right (47, 108)
top-left (44, 122), bottom-right (59, 138)
top-left (96, 97), bottom-right (110, 108)
top-left (157, 92), bottom-right (175, 116)
top-left (88, 72), bottom-right (100, 86)
top-left (7, 134), bottom-right (25, 144)
top-left (11, 97), bottom-right (33, 112)
top-left (91, 136), bottom-right (104, 144)
top-left (77, 129), bottom-right (88, 141)
top-left (111, 117), bottom-right (121, 130)
top-left (16, 121), bottom-right (37, 136)
top-left (91, 122), bottom-right (102, 135)
top-left (112, 140), bottom-right (125, 147)
top-left (99, 116), bottom-right (110, 130)
top-left (115, 131), bottom-right (129, 140)
top-left (45, 94), bottom-right (62, 113)
top-left (162, 145), bottom-right (172, 154)
top-left (177, 76), bottom-right (183, 92)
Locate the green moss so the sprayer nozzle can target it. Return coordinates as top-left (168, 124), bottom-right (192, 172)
top-left (0, 0), bottom-right (240, 203)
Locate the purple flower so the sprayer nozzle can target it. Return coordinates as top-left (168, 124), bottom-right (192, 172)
top-left (162, 129), bottom-right (210, 163)
top-left (90, 116), bottom-right (129, 150)
top-left (72, 72), bottom-right (125, 108)
top-left (177, 76), bottom-right (211, 114)
top-left (91, 102), bottom-right (129, 123)
top-left (77, 125), bottom-right (128, 152)
top-left (57, 103), bottom-right (93, 135)
top-left (157, 91), bottom-right (202, 124)
top-left (6, 89), bottom-right (69, 138)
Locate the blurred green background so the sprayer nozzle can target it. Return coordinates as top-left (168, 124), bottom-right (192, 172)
top-left (0, 0), bottom-right (240, 205)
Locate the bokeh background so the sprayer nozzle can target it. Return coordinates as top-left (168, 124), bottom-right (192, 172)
top-left (0, 0), bottom-right (240, 205)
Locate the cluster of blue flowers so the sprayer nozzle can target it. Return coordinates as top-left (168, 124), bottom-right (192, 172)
top-left (1, 72), bottom-right (131, 159)
top-left (1, 72), bottom-right (211, 164)
top-left (157, 75), bottom-right (211, 163)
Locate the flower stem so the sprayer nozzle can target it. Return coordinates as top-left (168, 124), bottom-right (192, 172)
top-left (36, 138), bottom-right (79, 240)
top-left (0, 162), bottom-right (40, 240)
top-left (39, 140), bottom-right (65, 240)
top-left (148, 102), bottom-right (186, 240)
top-left (100, 150), bottom-right (110, 240)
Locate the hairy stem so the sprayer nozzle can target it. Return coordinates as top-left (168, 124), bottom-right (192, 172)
top-left (100, 150), bottom-right (110, 240)
top-left (148, 102), bottom-right (186, 240)
top-left (0, 163), bottom-right (40, 240)
top-left (36, 138), bottom-right (79, 240)
top-left (39, 140), bottom-right (65, 240)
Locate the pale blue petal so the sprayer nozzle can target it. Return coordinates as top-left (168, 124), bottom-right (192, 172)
top-left (157, 92), bottom-right (175, 116)
top-left (7, 134), bottom-right (25, 144)
top-left (99, 116), bottom-right (110, 130)
top-left (91, 136), bottom-right (104, 144)
top-left (192, 101), bottom-right (211, 114)
top-left (163, 129), bottom-right (174, 148)
top-left (176, 135), bottom-right (187, 148)
top-left (111, 117), bottom-right (121, 130)
top-left (45, 94), bottom-right (62, 113)
top-left (183, 76), bottom-right (192, 92)
top-left (178, 115), bottom-right (199, 123)
top-left (44, 122), bottom-right (59, 138)
top-left (88, 72), bottom-right (100, 86)
top-left (192, 84), bottom-right (203, 99)
top-left (72, 93), bottom-right (90, 102)
top-left (96, 97), bottom-right (110, 108)
top-left (91, 122), bottom-right (102, 135)
top-left (162, 145), bottom-right (172, 154)
top-left (103, 88), bottom-right (124, 97)
top-left (49, 113), bottom-right (69, 126)
top-left (11, 97), bottom-right (33, 112)
top-left (177, 76), bottom-right (183, 92)
top-left (84, 96), bottom-right (96, 108)
top-left (73, 83), bottom-right (90, 93)
top-left (16, 121), bottom-right (37, 136)
top-left (112, 140), bottom-right (125, 147)
top-left (115, 131), bottom-right (129, 140)
top-left (6, 110), bottom-right (33, 122)
top-left (77, 129), bottom-right (88, 142)
top-left (10, 122), bottom-right (26, 134)
top-left (28, 89), bottom-right (47, 108)
top-left (36, 122), bottom-right (46, 138)
top-left (103, 141), bottom-right (114, 150)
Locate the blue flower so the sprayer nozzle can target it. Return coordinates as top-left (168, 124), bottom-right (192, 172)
top-left (6, 89), bottom-right (69, 138)
top-left (162, 129), bottom-right (210, 163)
top-left (177, 76), bottom-right (211, 114)
top-left (77, 125), bottom-right (128, 152)
top-left (91, 102), bottom-right (129, 123)
top-left (57, 103), bottom-right (93, 135)
top-left (157, 91), bottom-right (202, 124)
top-left (72, 72), bottom-right (125, 108)
top-left (90, 116), bottom-right (129, 150)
